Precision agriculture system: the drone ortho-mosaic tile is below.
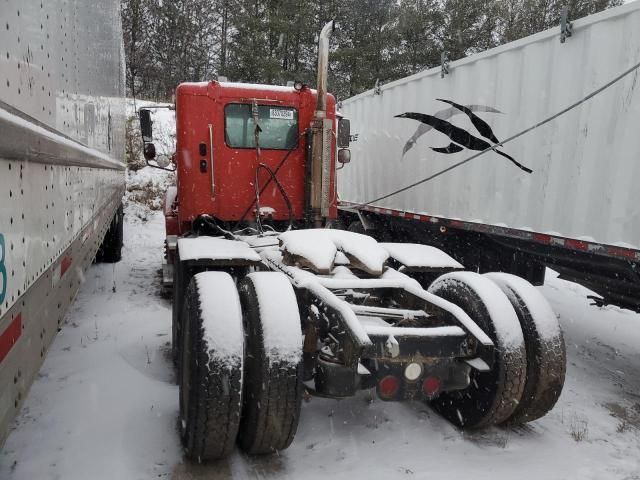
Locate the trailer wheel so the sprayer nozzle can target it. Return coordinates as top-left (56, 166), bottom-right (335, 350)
top-left (237, 272), bottom-right (303, 455)
top-left (96, 204), bottom-right (124, 263)
top-left (180, 272), bottom-right (244, 461)
top-left (484, 273), bottom-right (566, 423)
top-left (428, 272), bottom-right (526, 428)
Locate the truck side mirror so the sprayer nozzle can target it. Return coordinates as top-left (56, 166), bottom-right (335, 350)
top-left (337, 118), bottom-right (350, 148)
top-left (139, 109), bottom-right (153, 142)
top-left (143, 142), bottom-right (156, 161)
top-left (338, 148), bottom-right (351, 164)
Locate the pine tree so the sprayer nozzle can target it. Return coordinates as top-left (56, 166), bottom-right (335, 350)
top-left (121, 0), bottom-right (152, 98)
top-left (120, 0), bottom-right (624, 100)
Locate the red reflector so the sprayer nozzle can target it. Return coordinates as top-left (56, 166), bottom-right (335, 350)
top-left (0, 314), bottom-right (22, 364)
top-left (565, 239), bottom-right (588, 250)
top-left (60, 256), bottom-right (73, 277)
top-left (422, 376), bottom-right (441, 396)
top-left (378, 375), bottom-right (400, 398)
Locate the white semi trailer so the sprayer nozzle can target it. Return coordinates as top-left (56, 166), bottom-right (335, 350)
top-left (0, 1), bottom-right (126, 444)
top-left (338, 2), bottom-right (640, 312)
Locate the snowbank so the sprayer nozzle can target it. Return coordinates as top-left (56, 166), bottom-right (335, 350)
top-left (124, 166), bottom-right (175, 222)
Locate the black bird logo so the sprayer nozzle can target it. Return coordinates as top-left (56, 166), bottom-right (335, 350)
top-left (397, 99), bottom-right (532, 173)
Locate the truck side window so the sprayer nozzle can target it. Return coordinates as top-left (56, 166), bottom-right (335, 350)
top-left (224, 104), bottom-right (298, 150)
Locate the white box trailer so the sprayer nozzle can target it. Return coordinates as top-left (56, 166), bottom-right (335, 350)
top-left (0, 1), bottom-right (126, 444)
top-left (338, 2), bottom-right (640, 311)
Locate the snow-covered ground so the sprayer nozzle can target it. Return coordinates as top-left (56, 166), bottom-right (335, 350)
top-left (1, 211), bottom-right (639, 479)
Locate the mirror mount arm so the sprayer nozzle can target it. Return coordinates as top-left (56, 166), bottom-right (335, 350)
top-left (145, 149), bottom-right (177, 172)
top-left (138, 104), bottom-right (177, 172)
top-left (146, 161), bottom-right (177, 173)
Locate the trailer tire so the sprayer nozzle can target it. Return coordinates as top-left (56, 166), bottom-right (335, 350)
top-left (96, 204), bottom-right (124, 263)
top-left (237, 272), bottom-right (303, 455)
top-left (179, 272), bottom-right (244, 461)
top-left (484, 273), bottom-right (566, 423)
top-left (428, 272), bottom-right (526, 428)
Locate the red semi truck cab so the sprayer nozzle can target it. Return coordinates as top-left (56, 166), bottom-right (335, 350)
top-left (167, 81), bottom-right (338, 237)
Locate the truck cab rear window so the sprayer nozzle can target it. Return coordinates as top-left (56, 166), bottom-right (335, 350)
top-left (224, 104), bottom-right (298, 150)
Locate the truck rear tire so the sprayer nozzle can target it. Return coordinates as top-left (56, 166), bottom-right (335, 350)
top-left (428, 272), bottom-right (526, 428)
top-left (179, 272), bottom-right (244, 461)
top-left (96, 204), bottom-right (124, 263)
top-left (237, 272), bottom-right (303, 455)
top-left (484, 273), bottom-right (566, 423)
top-left (171, 250), bottom-right (185, 367)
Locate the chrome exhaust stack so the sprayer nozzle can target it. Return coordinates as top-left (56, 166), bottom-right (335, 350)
top-left (310, 20), bottom-right (334, 227)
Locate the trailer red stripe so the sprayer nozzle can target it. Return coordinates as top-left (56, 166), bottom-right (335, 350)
top-left (60, 256), bottom-right (73, 277)
top-left (0, 314), bottom-right (21, 363)
top-left (533, 233), bottom-right (551, 244)
top-left (565, 239), bottom-right (588, 250)
top-left (339, 201), bottom-right (640, 262)
top-left (607, 246), bottom-right (637, 259)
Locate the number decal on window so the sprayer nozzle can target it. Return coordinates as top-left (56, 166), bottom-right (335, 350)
top-left (269, 108), bottom-right (294, 120)
top-left (0, 234), bottom-right (6, 305)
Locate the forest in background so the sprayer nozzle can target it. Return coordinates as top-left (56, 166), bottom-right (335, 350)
top-left (121, 0), bottom-right (621, 102)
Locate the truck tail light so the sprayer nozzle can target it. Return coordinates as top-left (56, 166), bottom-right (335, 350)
top-left (422, 376), bottom-right (441, 396)
top-left (378, 375), bottom-right (400, 398)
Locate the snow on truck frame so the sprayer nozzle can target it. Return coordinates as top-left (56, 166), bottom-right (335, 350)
top-left (338, 2), bottom-right (640, 313)
top-left (139, 21), bottom-right (565, 461)
top-left (0, 1), bottom-right (126, 445)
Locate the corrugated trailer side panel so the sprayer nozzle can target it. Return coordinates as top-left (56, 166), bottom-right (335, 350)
top-left (338, 2), bottom-right (640, 251)
top-left (0, 0), bottom-right (126, 443)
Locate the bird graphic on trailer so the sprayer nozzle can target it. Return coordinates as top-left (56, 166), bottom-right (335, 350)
top-left (396, 99), bottom-right (533, 173)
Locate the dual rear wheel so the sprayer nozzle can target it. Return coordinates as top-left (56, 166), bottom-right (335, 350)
top-left (178, 271), bottom-right (303, 462)
top-left (176, 267), bottom-right (565, 461)
top-left (428, 271), bottom-right (566, 428)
